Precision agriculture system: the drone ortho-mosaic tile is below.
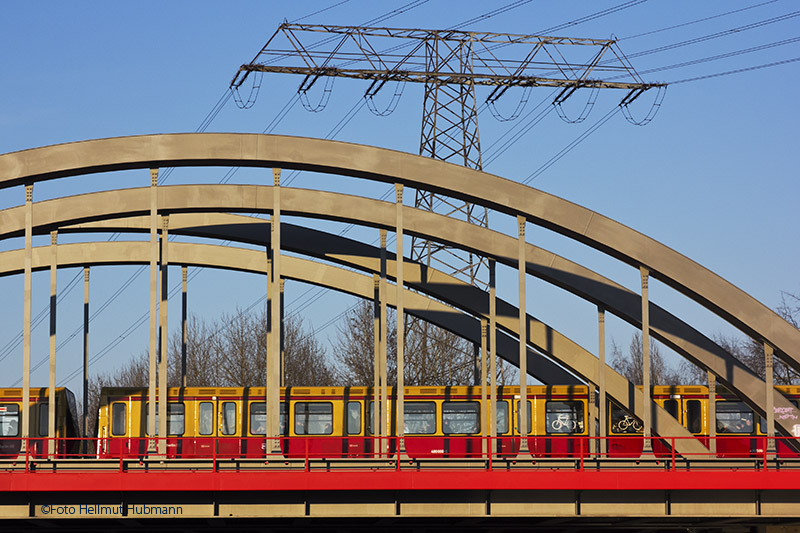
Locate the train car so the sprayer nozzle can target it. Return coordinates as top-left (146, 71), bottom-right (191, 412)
top-left (0, 387), bottom-right (81, 457)
top-left (95, 384), bottom-right (800, 460)
top-left (606, 385), bottom-right (708, 457)
top-left (606, 385), bottom-right (800, 459)
top-left (96, 385), bottom-right (590, 460)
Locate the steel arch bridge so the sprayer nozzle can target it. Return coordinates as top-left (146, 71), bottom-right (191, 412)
top-left (1, 133), bottom-right (800, 525)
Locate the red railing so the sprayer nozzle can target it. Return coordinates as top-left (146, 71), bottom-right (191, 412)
top-left (2, 434), bottom-right (799, 474)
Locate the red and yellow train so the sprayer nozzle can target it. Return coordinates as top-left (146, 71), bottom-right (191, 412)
top-left (1, 384), bottom-right (797, 459)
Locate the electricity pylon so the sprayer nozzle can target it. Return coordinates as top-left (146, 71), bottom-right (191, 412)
top-left (231, 23), bottom-right (664, 289)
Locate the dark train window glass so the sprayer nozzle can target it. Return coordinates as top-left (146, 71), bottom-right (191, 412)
top-left (716, 401), bottom-right (754, 434)
top-left (610, 403), bottom-right (642, 434)
top-left (664, 399), bottom-right (679, 420)
top-left (250, 403), bottom-right (266, 435)
top-left (295, 402), bottom-right (333, 435)
top-left (39, 403), bottom-right (49, 436)
top-left (347, 402), bottom-right (361, 435)
top-left (404, 402), bottom-right (435, 435)
top-left (199, 402), bottom-right (214, 435)
top-left (111, 403), bottom-right (126, 436)
top-left (442, 402), bottom-right (479, 435)
top-left (516, 401), bottom-right (532, 435)
top-left (221, 402), bottom-right (237, 435)
top-left (545, 401), bottom-right (584, 435)
top-left (686, 400), bottom-right (702, 433)
top-left (759, 416), bottom-right (766, 434)
top-left (368, 401), bottom-right (374, 435)
top-left (496, 401), bottom-right (509, 435)
top-left (0, 404), bottom-right (20, 437)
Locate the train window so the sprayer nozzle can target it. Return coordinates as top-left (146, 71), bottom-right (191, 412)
top-left (295, 402), bottom-right (333, 435)
top-left (221, 402), bottom-right (237, 435)
top-left (367, 401), bottom-right (383, 435)
top-left (442, 402), bottom-right (479, 434)
top-left (545, 401), bottom-right (584, 434)
top-left (250, 403), bottom-right (266, 435)
top-left (663, 399), bottom-right (679, 420)
top-left (168, 404), bottom-right (185, 436)
top-left (39, 403), bottom-right (49, 436)
top-left (716, 401), bottom-right (754, 434)
top-left (686, 400), bottom-right (702, 433)
top-left (249, 403), bottom-right (288, 435)
top-left (404, 402), bottom-right (436, 434)
top-left (199, 402), bottom-right (214, 435)
top-left (610, 403), bottom-right (642, 434)
top-left (516, 401), bottom-right (532, 435)
top-left (146, 403), bottom-right (186, 435)
top-left (111, 403), bottom-right (126, 436)
top-left (347, 402), bottom-right (361, 435)
top-left (496, 401), bottom-right (509, 434)
top-left (0, 405), bottom-right (20, 437)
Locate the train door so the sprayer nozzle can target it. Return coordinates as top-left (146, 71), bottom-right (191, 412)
top-left (185, 399), bottom-right (238, 458)
top-left (651, 397), bottom-right (681, 457)
top-left (102, 399), bottom-right (138, 459)
top-left (344, 400), bottom-right (366, 457)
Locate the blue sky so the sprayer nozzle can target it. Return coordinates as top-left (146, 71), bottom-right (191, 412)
top-left (1, 1), bottom-right (798, 389)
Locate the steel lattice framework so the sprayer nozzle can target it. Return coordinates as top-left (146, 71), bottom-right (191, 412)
top-left (229, 23), bottom-right (665, 288)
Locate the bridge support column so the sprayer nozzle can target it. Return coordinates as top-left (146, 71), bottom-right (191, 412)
top-left (83, 267), bottom-right (89, 454)
top-left (147, 169), bottom-right (158, 453)
top-left (641, 267), bottom-right (652, 454)
top-left (517, 216), bottom-right (530, 454)
top-left (280, 279), bottom-right (285, 387)
top-left (481, 319), bottom-right (487, 455)
top-left (48, 231), bottom-right (57, 457)
top-left (395, 184), bottom-right (406, 456)
top-left (598, 307), bottom-right (607, 455)
top-left (268, 168), bottom-right (281, 453)
top-left (765, 343), bottom-right (775, 452)
top-left (373, 274), bottom-right (380, 454)
top-left (21, 184), bottom-right (32, 455)
top-left (158, 216), bottom-right (169, 455)
top-left (379, 229), bottom-right (388, 455)
top-left (181, 266), bottom-right (187, 387)
top-left (489, 259), bottom-right (497, 456)
top-left (708, 371), bottom-right (717, 455)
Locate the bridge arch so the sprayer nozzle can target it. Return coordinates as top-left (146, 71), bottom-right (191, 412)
top-left (0, 133), bottom-right (796, 451)
top-left (1, 186), bottom-right (795, 438)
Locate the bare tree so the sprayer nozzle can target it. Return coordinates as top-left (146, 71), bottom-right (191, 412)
top-left (610, 332), bottom-right (683, 386)
top-left (86, 309), bottom-right (336, 432)
top-left (333, 299), bottom-right (513, 386)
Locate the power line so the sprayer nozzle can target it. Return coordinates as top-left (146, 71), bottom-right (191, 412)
top-left (620, 0), bottom-right (780, 41)
top-left (669, 55), bottom-right (800, 84)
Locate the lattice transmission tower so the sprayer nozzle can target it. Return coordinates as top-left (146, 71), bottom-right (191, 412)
top-left (230, 23), bottom-right (664, 289)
